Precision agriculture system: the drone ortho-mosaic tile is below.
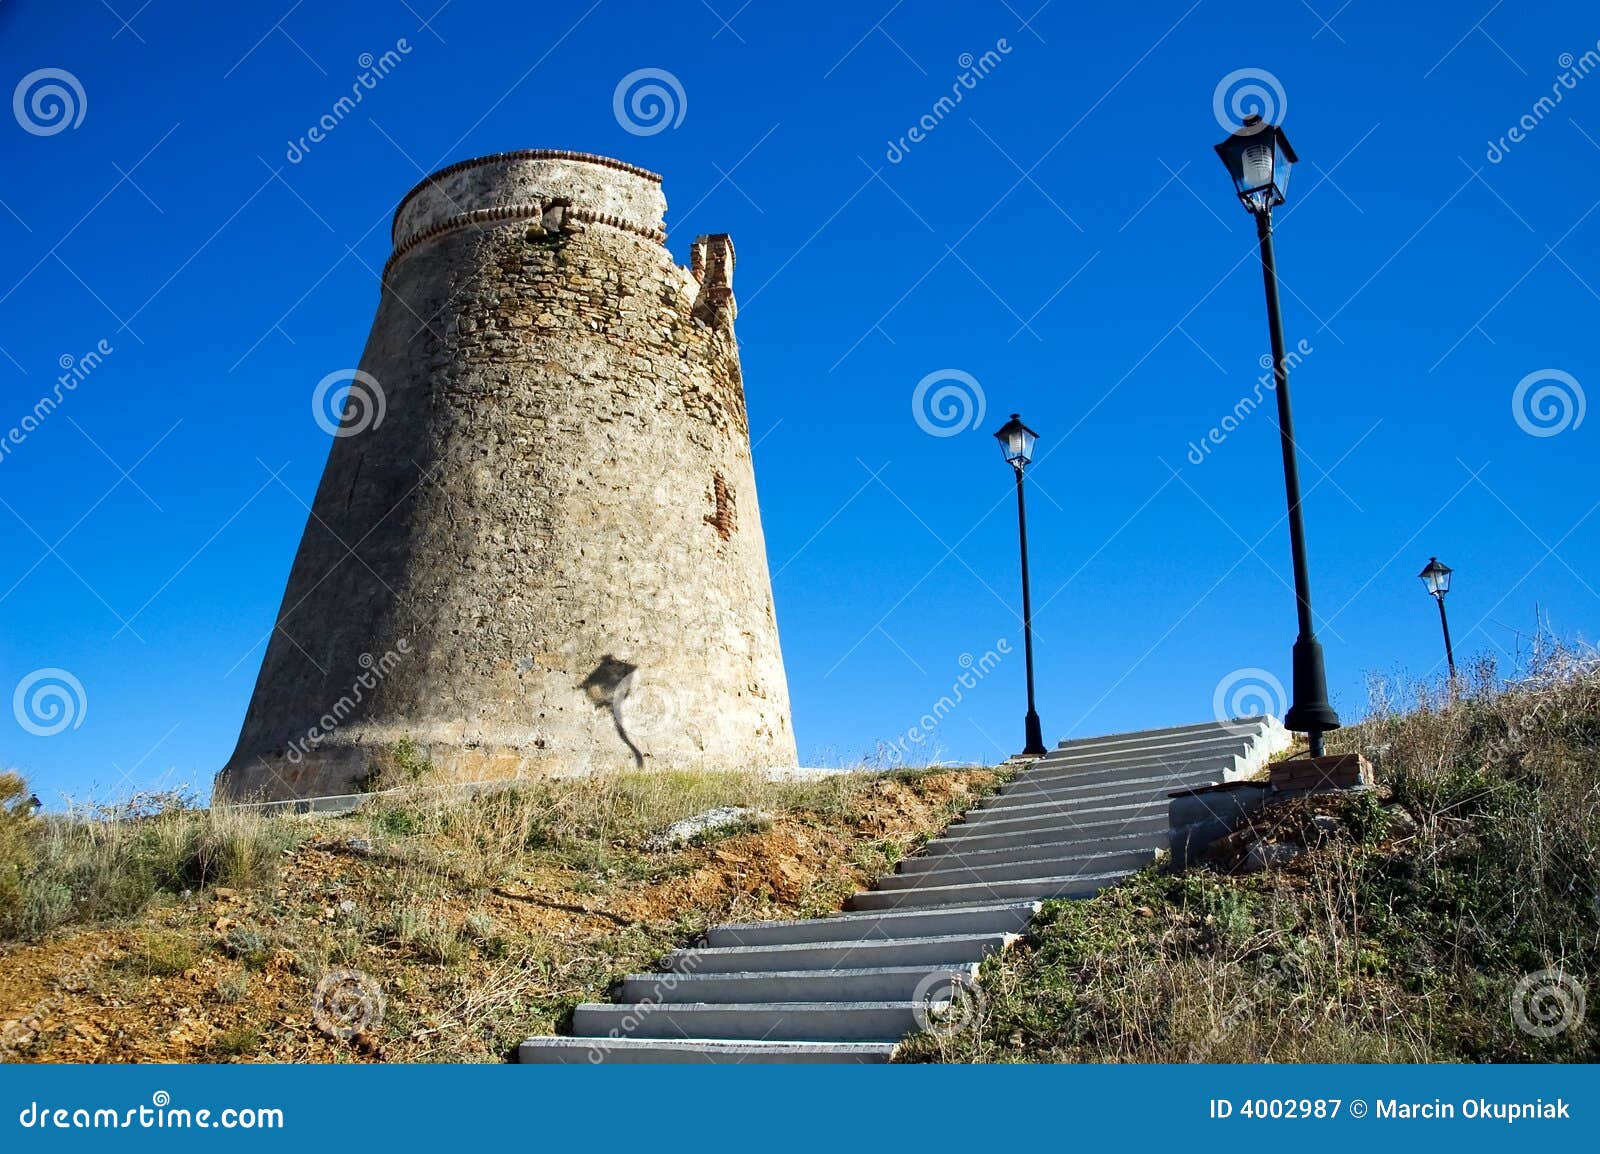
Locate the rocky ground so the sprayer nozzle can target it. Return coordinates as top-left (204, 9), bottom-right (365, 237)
top-left (0, 768), bottom-right (996, 1063)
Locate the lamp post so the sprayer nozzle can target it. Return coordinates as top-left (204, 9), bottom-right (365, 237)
top-left (1215, 112), bottom-right (1340, 757)
top-left (1418, 556), bottom-right (1457, 678)
top-left (994, 413), bottom-right (1048, 758)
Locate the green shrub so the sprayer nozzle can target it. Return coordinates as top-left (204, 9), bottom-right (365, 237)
top-left (0, 772), bottom-right (41, 934)
top-left (2, 790), bottom-right (304, 944)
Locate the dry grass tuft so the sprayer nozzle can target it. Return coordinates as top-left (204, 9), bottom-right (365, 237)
top-left (0, 763), bottom-right (998, 1062)
top-left (903, 639), bottom-right (1600, 1064)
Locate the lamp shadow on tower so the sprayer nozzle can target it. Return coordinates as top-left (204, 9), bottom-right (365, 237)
top-left (579, 655), bottom-right (647, 769)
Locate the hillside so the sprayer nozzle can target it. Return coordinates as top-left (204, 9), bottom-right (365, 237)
top-left (901, 657), bottom-right (1600, 1062)
top-left (5, 655), bottom-right (1596, 1065)
top-left (0, 767), bottom-right (997, 1062)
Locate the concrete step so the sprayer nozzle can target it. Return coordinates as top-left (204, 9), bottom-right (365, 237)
top-left (1056, 719), bottom-right (1242, 750)
top-left (619, 962), bottom-right (980, 1004)
top-left (572, 1000), bottom-right (933, 1042)
top-left (1005, 767), bottom-right (1232, 800)
top-left (953, 793), bottom-right (1171, 819)
top-left (957, 796), bottom-right (1169, 828)
top-left (978, 778), bottom-right (1209, 813)
top-left (989, 775), bottom-right (1225, 810)
top-left (913, 827), bottom-right (1165, 864)
top-left (941, 808), bottom-right (1167, 843)
top-left (1028, 736), bottom-right (1252, 774)
top-left (1012, 753), bottom-right (1245, 790)
top-left (663, 932), bottom-right (1015, 974)
top-left (845, 870), bottom-right (1129, 910)
top-left (704, 902), bottom-right (1040, 948)
top-left (1048, 726), bottom-right (1249, 758)
top-left (518, 1036), bottom-right (898, 1063)
top-left (874, 847), bottom-right (1154, 889)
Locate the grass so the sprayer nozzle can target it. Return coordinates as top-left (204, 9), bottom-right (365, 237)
top-left (0, 761), bottom-right (998, 1062)
top-left (29, 647), bottom-right (1591, 1067)
top-left (901, 644), bottom-right (1600, 1064)
top-left (0, 764), bottom-right (954, 947)
top-left (0, 785), bottom-right (304, 942)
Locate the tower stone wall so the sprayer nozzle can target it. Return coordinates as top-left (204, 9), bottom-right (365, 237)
top-left (216, 150), bottom-right (796, 802)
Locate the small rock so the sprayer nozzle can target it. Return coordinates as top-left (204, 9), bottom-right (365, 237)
top-left (345, 838), bottom-right (374, 857)
top-left (1241, 840), bottom-right (1304, 873)
top-left (338, 899), bottom-right (358, 915)
top-left (645, 806), bottom-right (767, 851)
top-left (1383, 805), bottom-right (1419, 838)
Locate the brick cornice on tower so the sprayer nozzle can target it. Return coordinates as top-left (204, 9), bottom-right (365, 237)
top-left (383, 199), bottom-right (669, 283)
top-left (391, 149), bottom-right (662, 244)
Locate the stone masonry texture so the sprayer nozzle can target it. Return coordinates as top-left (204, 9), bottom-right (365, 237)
top-left (216, 150), bottom-right (797, 802)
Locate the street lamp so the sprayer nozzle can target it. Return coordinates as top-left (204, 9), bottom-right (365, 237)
top-left (994, 413), bottom-right (1048, 758)
top-left (1215, 112), bottom-right (1341, 756)
top-left (1418, 556), bottom-right (1457, 678)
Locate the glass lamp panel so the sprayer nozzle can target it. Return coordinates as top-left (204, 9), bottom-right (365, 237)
top-left (1419, 559), bottom-right (1452, 596)
top-left (1274, 138), bottom-right (1293, 198)
top-left (1241, 139), bottom-right (1275, 192)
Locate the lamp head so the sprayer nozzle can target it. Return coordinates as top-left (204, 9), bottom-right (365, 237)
top-left (1215, 113), bottom-right (1298, 214)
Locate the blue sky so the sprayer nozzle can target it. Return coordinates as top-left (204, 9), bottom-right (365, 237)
top-left (2, 0), bottom-right (1597, 801)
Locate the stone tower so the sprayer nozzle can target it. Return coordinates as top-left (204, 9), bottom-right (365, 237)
top-left (216, 150), bottom-right (796, 802)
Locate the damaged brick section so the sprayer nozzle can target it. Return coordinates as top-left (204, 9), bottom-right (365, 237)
top-left (706, 472), bottom-right (737, 540)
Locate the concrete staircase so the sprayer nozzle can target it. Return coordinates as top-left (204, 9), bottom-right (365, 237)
top-left (518, 717), bottom-right (1288, 1063)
